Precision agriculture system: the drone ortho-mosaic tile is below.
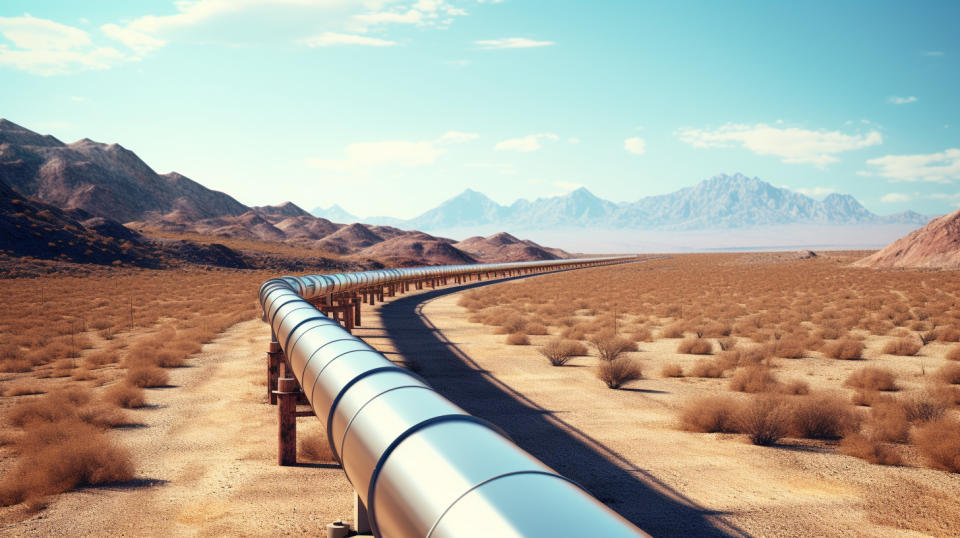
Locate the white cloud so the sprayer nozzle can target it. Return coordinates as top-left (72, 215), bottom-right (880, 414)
top-left (353, 9), bottom-right (423, 26)
top-left (493, 133), bottom-right (558, 152)
top-left (303, 32), bottom-right (395, 47)
top-left (887, 95), bottom-right (918, 105)
top-left (0, 14), bottom-right (129, 75)
top-left (881, 193), bottom-right (911, 203)
top-left (474, 37), bottom-right (554, 49)
top-left (567, 137), bottom-right (579, 144)
top-left (791, 186), bottom-right (837, 198)
top-left (436, 131), bottom-right (478, 144)
top-left (855, 170), bottom-right (873, 177)
top-left (307, 139), bottom-right (444, 172)
top-left (101, 23), bottom-right (165, 54)
top-left (675, 122), bottom-right (882, 167)
top-left (866, 148), bottom-right (960, 183)
top-left (624, 137), bottom-right (646, 155)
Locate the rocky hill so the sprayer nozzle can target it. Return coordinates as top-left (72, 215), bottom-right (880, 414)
top-left (454, 232), bottom-right (567, 262)
top-left (856, 209), bottom-right (960, 269)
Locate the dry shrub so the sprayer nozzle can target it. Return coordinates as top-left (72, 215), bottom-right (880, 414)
top-left (780, 379), bottom-right (810, 395)
top-left (525, 322), bottom-right (549, 336)
top-left (789, 396), bottom-right (859, 439)
top-left (677, 337), bottom-right (713, 355)
top-left (946, 345), bottom-right (960, 361)
top-left (629, 326), bottom-right (653, 342)
top-left (660, 363), bottom-right (684, 378)
top-left (153, 350), bottom-right (187, 368)
top-left (901, 392), bottom-right (948, 423)
top-left (596, 358), bottom-right (643, 389)
top-left (868, 401), bottom-right (910, 443)
top-left (822, 338), bottom-right (864, 360)
top-left (936, 363), bottom-right (960, 385)
top-left (736, 345), bottom-right (772, 366)
top-left (8, 388), bottom-right (92, 427)
top-left (2, 384), bottom-right (44, 397)
top-left (844, 367), bottom-right (898, 392)
top-left (689, 358), bottom-right (729, 378)
top-left (126, 365), bottom-right (169, 388)
top-left (660, 322), bottom-right (687, 339)
top-left (495, 315), bottom-right (528, 335)
top-left (104, 383), bottom-right (147, 409)
top-left (770, 337), bottom-right (805, 359)
top-left (717, 337), bottom-right (737, 351)
top-left (298, 432), bottom-right (335, 463)
top-left (0, 421), bottom-right (134, 507)
top-left (538, 339), bottom-right (584, 366)
top-left (729, 365), bottom-right (779, 393)
top-left (560, 325), bottom-right (587, 341)
top-left (840, 434), bottom-right (902, 466)
top-left (83, 350), bottom-right (118, 369)
top-left (738, 396), bottom-right (790, 445)
top-left (589, 334), bottom-right (637, 361)
top-left (505, 333), bottom-right (530, 345)
top-left (882, 337), bottom-right (922, 356)
top-left (680, 396), bottom-right (742, 433)
top-left (77, 404), bottom-right (130, 429)
top-left (939, 326), bottom-right (960, 342)
top-left (0, 359), bottom-right (32, 373)
top-left (912, 417), bottom-right (960, 472)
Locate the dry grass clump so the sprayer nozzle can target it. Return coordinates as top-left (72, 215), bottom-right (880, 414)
top-left (83, 350), bottom-right (119, 369)
top-left (769, 336), bottom-right (805, 359)
top-left (505, 333), bottom-right (530, 345)
top-left (866, 401), bottom-right (910, 443)
top-left (822, 338), bottom-right (864, 360)
top-left (947, 345), bottom-right (960, 361)
top-left (936, 363), bottom-right (960, 385)
top-left (729, 365), bottom-right (780, 393)
top-left (912, 417), bottom-right (960, 472)
top-left (8, 388), bottom-right (93, 427)
top-left (660, 363), bottom-right (684, 378)
top-left (589, 333), bottom-right (637, 361)
top-left (780, 379), bottom-right (810, 395)
top-left (628, 326), bottom-right (653, 343)
top-left (844, 366), bottom-right (898, 392)
top-left (2, 383), bottom-right (45, 397)
top-left (738, 396), bottom-right (790, 445)
top-left (840, 434), bottom-right (902, 466)
top-left (298, 432), bottom-right (336, 463)
top-left (901, 391), bottom-right (948, 423)
top-left (882, 337), bottom-right (922, 356)
top-left (677, 337), bottom-right (713, 355)
top-left (688, 358), bottom-right (729, 378)
top-left (789, 396), bottom-right (859, 439)
top-left (525, 322), bottom-right (549, 336)
top-left (660, 322), bottom-right (687, 339)
top-left (104, 383), bottom-right (147, 409)
top-left (680, 396), bottom-right (742, 433)
top-left (125, 365), bottom-right (169, 388)
top-left (539, 339), bottom-right (586, 366)
top-left (596, 358), bottom-right (643, 389)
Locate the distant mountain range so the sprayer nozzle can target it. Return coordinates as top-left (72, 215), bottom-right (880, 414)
top-left (310, 204), bottom-right (359, 223)
top-left (365, 174), bottom-right (932, 232)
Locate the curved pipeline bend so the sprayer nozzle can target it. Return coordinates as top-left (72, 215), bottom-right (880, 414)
top-left (260, 256), bottom-right (647, 537)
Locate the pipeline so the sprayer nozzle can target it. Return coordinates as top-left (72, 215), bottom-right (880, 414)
top-left (259, 257), bottom-right (647, 537)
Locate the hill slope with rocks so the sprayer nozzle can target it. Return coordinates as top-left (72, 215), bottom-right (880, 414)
top-left (856, 209), bottom-right (960, 269)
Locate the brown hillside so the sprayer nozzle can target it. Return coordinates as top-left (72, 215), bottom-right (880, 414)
top-left (355, 233), bottom-right (477, 266)
top-left (253, 201), bottom-right (312, 219)
top-left (316, 223), bottom-right (384, 255)
top-left (856, 209), bottom-right (960, 269)
top-left (455, 232), bottom-right (567, 262)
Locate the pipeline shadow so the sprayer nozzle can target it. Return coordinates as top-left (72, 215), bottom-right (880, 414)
top-left (376, 278), bottom-right (745, 537)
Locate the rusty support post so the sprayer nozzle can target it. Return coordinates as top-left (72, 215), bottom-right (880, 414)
top-left (353, 295), bottom-right (362, 327)
top-left (267, 340), bottom-right (283, 405)
top-left (276, 377), bottom-right (299, 466)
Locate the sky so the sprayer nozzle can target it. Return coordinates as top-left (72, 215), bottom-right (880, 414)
top-left (1, 0), bottom-right (958, 219)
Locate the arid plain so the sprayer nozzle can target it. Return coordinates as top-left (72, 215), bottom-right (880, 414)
top-left (1, 252), bottom-right (959, 536)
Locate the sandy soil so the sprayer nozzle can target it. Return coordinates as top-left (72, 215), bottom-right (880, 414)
top-left (1, 318), bottom-right (353, 536)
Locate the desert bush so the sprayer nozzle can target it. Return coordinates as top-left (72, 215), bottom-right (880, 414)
top-left (822, 338), bottom-right (864, 360)
top-left (0, 421), bottom-right (134, 507)
top-left (679, 396), bottom-right (743, 433)
top-left (689, 358), bottom-right (727, 378)
top-left (912, 417), bottom-right (960, 472)
top-left (660, 363), bottom-right (684, 378)
top-left (840, 434), bottom-right (902, 466)
top-left (738, 396), bottom-right (790, 445)
top-left (867, 401), bottom-right (910, 443)
top-left (83, 350), bottom-right (118, 369)
top-left (729, 365), bottom-right (780, 393)
top-left (589, 334), bottom-right (637, 361)
top-left (494, 314), bottom-right (528, 335)
top-left (789, 396), bottom-right (859, 439)
top-left (298, 432), bottom-right (335, 463)
top-left (629, 326), bottom-right (653, 342)
top-left (882, 337), bottom-right (922, 356)
top-left (677, 337), bottom-right (713, 355)
top-left (939, 326), bottom-right (960, 342)
top-left (2, 384), bottom-right (44, 397)
top-left (77, 404), bottom-right (130, 429)
top-left (505, 333), bottom-right (530, 345)
top-left (936, 363), bottom-right (960, 385)
top-left (153, 350), bottom-right (187, 368)
top-left (769, 337), bottom-right (805, 359)
top-left (538, 339), bottom-right (582, 366)
top-left (126, 365), bottom-right (169, 388)
top-left (660, 322), bottom-right (687, 339)
top-left (559, 325), bottom-right (588, 341)
top-left (901, 392), bottom-right (948, 423)
top-left (780, 379), bottom-right (810, 395)
top-left (717, 337), bottom-right (737, 351)
top-left (844, 367), bottom-right (898, 392)
top-left (104, 383), bottom-right (147, 409)
top-left (8, 388), bottom-right (92, 427)
top-left (947, 345), bottom-right (960, 361)
top-left (525, 322), bottom-right (549, 336)
top-left (596, 358), bottom-right (643, 389)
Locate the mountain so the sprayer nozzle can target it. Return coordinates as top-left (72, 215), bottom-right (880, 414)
top-left (855, 208), bottom-right (960, 269)
top-left (375, 174), bottom-right (933, 232)
top-left (454, 232), bottom-right (567, 262)
top-left (254, 201), bottom-right (312, 219)
top-left (310, 203), bottom-right (359, 223)
top-left (356, 232), bottom-right (478, 266)
top-left (0, 119), bottom-right (248, 223)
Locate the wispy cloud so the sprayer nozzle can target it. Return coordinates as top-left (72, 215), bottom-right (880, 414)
top-left (474, 37), bottom-right (554, 49)
top-left (880, 193), bottom-right (910, 203)
top-left (675, 122), bottom-right (882, 167)
top-left (887, 95), bottom-right (918, 105)
top-left (308, 139), bottom-right (445, 173)
top-left (302, 32), bottom-right (396, 47)
top-left (0, 14), bottom-right (125, 75)
top-left (793, 186), bottom-right (836, 198)
top-left (494, 133), bottom-right (558, 152)
top-left (866, 148), bottom-right (960, 183)
top-left (624, 137), bottom-right (646, 155)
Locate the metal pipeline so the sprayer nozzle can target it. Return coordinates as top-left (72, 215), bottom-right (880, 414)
top-left (259, 257), bottom-right (647, 537)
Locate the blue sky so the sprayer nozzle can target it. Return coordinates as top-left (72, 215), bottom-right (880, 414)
top-left (1, 0), bottom-right (958, 219)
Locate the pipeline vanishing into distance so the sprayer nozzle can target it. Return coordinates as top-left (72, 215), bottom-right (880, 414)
top-left (259, 257), bottom-right (648, 537)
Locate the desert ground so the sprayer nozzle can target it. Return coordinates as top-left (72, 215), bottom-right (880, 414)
top-left (2, 253), bottom-right (959, 536)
